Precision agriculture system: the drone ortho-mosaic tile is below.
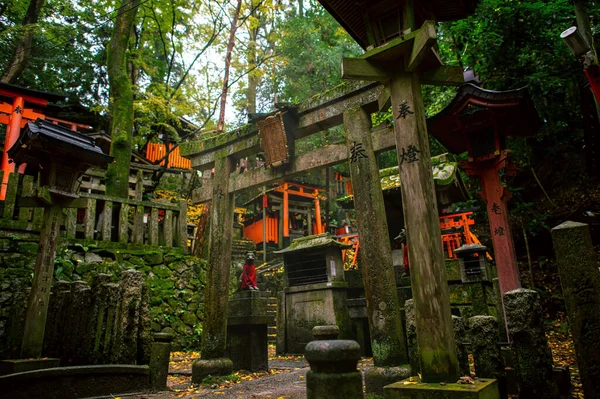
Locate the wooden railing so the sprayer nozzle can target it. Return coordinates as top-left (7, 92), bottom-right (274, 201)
top-left (0, 172), bottom-right (190, 250)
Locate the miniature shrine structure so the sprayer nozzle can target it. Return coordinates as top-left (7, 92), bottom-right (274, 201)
top-left (0, 83), bottom-right (92, 199)
top-left (428, 83), bottom-right (541, 293)
top-left (274, 234), bottom-right (352, 353)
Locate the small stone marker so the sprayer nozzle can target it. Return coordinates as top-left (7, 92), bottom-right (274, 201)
top-left (304, 336), bottom-right (363, 399)
top-left (452, 316), bottom-right (470, 377)
top-left (503, 288), bottom-right (560, 399)
top-left (551, 221), bottom-right (600, 399)
top-left (149, 332), bottom-right (174, 392)
top-left (468, 316), bottom-right (503, 379)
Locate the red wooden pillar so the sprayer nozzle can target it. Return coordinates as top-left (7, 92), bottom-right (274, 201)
top-left (463, 151), bottom-right (521, 293)
top-left (314, 190), bottom-right (322, 234)
top-left (283, 183), bottom-right (289, 243)
top-left (1, 96), bottom-right (24, 199)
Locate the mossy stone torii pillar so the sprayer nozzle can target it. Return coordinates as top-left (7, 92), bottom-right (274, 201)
top-left (391, 70), bottom-right (458, 382)
top-left (341, 21), bottom-right (459, 382)
top-left (192, 154), bottom-right (235, 382)
top-left (344, 106), bottom-right (409, 363)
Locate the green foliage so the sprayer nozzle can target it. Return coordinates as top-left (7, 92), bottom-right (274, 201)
top-left (275, 1), bottom-right (362, 104)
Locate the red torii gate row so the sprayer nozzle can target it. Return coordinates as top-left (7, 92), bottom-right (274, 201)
top-left (0, 83), bottom-right (91, 199)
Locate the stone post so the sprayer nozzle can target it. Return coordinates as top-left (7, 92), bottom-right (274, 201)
top-left (21, 204), bottom-right (63, 358)
top-left (226, 290), bottom-right (273, 372)
top-left (193, 155), bottom-right (234, 382)
top-left (390, 71), bottom-right (458, 382)
top-left (504, 288), bottom-right (560, 398)
top-left (305, 339), bottom-right (363, 399)
top-left (468, 316), bottom-right (503, 379)
top-left (404, 299), bottom-right (419, 375)
top-left (65, 281), bottom-right (92, 365)
top-left (551, 221), bottom-right (600, 398)
top-left (452, 316), bottom-right (470, 377)
top-left (344, 106), bottom-right (410, 393)
top-left (343, 106), bottom-right (408, 366)
top-left (112, 269), bottom-right (145, 364)
top-left (150, 332), bottom-right (173, 392)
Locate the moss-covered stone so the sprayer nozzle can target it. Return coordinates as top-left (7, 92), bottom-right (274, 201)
top-left (181, 312), bottom-right (197, 326)
top-left (128, 257), bottom-right (145, 267)
top-left (16, 242), bottom-right (38, 256)
top-left (153, 265), bottom-right (171, 279)
top-left (144, 251), bottom-right (163, 266)
top-left (384, 376), bottom-right (500, 398)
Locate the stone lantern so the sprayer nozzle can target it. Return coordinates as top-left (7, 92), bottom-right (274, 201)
top-left (9, 118), bottom-right (112, 359)
top-left (454, 243), bottom-right (491, 283)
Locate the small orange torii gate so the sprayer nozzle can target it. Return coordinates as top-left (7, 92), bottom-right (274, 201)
top-left (242, 181), bottom-right (326, 247)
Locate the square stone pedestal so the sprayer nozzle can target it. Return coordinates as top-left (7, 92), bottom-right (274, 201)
top-left (384, 377), bottom-right (500, 399)
top-left (0, 358), bottom-right (60, 376)
top-left (226, 290), bottom-right (274, 371)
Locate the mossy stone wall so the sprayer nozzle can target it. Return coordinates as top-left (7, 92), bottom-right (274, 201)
top-left (0, 233), bottom-right (207, 357)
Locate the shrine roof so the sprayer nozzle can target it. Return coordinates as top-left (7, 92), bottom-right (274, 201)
top-left (317, 0), bottom-right (479, 49)
top-left (274, 233), bottom-right (352, 254)
top-left (0, 82), bottom-right (66, 104)
top-left (9, 118), bottom-right (113, 167)
top-left (427, 83), bottom-right (541, 155)
top-left (337, 154), bottom-right (459, 204)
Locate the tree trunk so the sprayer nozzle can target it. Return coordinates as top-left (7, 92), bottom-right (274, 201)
top-left (247, 25), bottom-right (258, 115)
top-left (573, 0), bottom-right (595, 55)
top-left (105, 0), bottom-right (140, 198)
top-left (216, 0), bottom-right (243, 132)
top-left (1, 0), bottom-right (45, 83)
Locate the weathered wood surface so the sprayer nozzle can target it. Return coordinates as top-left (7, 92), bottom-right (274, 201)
top-left (405, 20), bottom-right (437, 72)
top-left (192, 125), bottom-right (395, 203)
top-left (21, 204), bottom-right (63, 358)
top-left (135, 170), bottom-right (144, 201)
top-left (19, 175), bottom-right (34, 221)
top-left (164, 210), bottom-right (173, 247)
top-left (65, 208), bottom-right (77, 239)
top-left (177, 200), bottom-right (188, 250)
top-left (84, 198), bottom-right (97, 239)
top-left (201, 156), bottom-right (235, 359)
top-left (4, 172), bottom-right (18, 219)
top-left (149, 207), bottom-right (159, 246)
top-left (391, 71), bottom-right (458, 382)
top-left (102, 201), bottom-right (113, 242)
top-left (133, 205), bottom-right (144, 244)
top-left (119, 203), bottom-right (130, 243)
top-left (344, 106), bottom-right (408, 367)
top-left (180, 81), bottom-right (382, 169)
top-left (551, 221), bottom-right (600, 399)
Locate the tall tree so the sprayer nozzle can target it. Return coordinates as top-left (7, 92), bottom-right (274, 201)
top-left (217, 0), bottom-right (243, 132)
top-left (1, 0), bottom-right (45, 83)
top-left (105, 0), bottom-right (141, 198)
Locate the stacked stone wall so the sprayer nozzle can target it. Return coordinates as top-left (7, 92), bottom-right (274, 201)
top-left (0, 233), bottom-right (207, 358)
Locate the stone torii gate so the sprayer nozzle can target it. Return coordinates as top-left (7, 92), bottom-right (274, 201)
top-left (182, 66), bottom-right (464, 387)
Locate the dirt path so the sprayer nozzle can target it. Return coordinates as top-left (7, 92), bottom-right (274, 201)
top-left (113, 351), bottom-right (372, 399)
